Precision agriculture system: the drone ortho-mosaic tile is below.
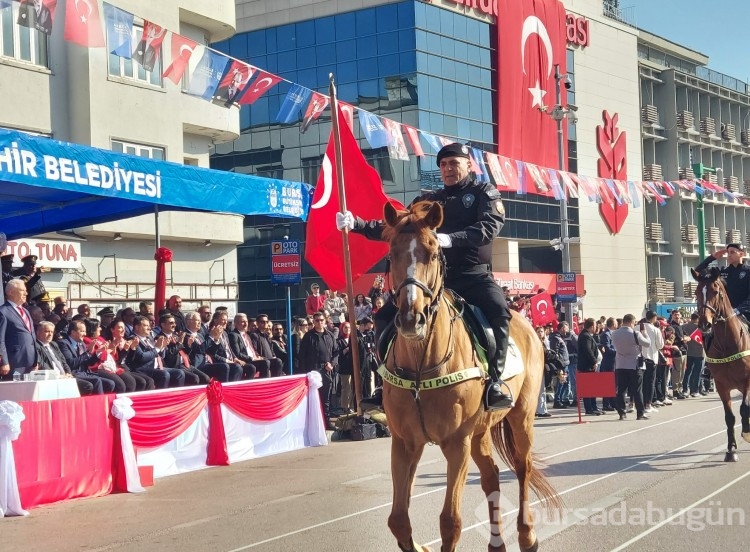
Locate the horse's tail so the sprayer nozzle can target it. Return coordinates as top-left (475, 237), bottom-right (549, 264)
top-left (491, 420), bottom-right (564, 516)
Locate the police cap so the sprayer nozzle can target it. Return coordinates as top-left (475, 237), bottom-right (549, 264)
top-left (97, 307), bottom-right (115, 317)
top-left (727, 243), bottom-right (745, 252)
top-left (21, 254), bottom-right (38, 264)
top-left (436, 142), bottom-right (470, 166)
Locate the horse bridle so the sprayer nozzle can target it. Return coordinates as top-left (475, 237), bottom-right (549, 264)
top-left (700, 285), bottom-right (735, 323)
top-left (391, 246), bottom-right (447, 323)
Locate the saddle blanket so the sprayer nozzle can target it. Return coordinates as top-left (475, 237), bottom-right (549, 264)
top-left (503, 337), bottom-right (524, 381)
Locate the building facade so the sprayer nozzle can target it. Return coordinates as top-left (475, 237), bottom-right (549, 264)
top-left (633, 28), bottom-right (750, 314)
top-left (0, 0), bottom-right (243, 312)
top-left (214, 0), bottom-right (646, 321)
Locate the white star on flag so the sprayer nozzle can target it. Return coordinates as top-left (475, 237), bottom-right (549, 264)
top-left (528, 80), bottom-right (546, 108)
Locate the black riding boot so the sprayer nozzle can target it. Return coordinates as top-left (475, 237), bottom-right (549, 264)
top-left (484, 316), bottom-right (515, 411)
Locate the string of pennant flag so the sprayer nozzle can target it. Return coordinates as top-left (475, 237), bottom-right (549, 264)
top-left (11, 0), bottom-right (749, 208)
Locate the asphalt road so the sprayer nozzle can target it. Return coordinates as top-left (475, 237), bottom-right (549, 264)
top-left (5, 393), bottom-right (750, 552)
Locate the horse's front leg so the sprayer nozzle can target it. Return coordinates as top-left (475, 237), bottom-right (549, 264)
top-left (438, 435), bottom-right (472, 552)
top-left (717, 386), bottom-right (738, 462)
top-left (740, 391), bottom-right (750, 443)
top-left (389, 435), bottom-right (426, 551)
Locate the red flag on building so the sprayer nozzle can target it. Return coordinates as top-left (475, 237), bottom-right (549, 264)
top-left (64, 0), bottom-right (105, 47)
top-left (238, 69), bottom-right (282, 105)
top-left (162, 34), bottom-right (198, 85)
top-left (689, 327), bottom-right (703, 345)
top-left (305, 107), bottom-right (403, 291)
top-left (529, 292), bottom-right (558, 327)
top-left (496, 0), bottom-right (567, 168)
top-left (403, 125), bottom-right (424, 157)
top-left (339, 102), bottom-right (355, 130)
top-left (300, 91), bottom-right (330, 133)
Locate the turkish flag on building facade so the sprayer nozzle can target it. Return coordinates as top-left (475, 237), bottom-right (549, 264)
top-left (529, 292), bottom-right (558, 327)
top-left (689, 328), bottom-right (703, 345)
top-left (496, 0), bottom-right (567, 169)
top-left (64, 0), bottom-right (105, 47)
top-left (238, 69), bottom-right (282, 105)
top-left (304, 107), bottom-right (403, 291)
top-left (162, 34), bottom-right (197, 85)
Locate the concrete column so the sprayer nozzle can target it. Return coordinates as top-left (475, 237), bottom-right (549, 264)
top-left (492, 239), bottom-right (519, 273)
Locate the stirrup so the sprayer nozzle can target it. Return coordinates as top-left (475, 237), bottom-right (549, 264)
top-left (484, 380), bottom-right (514, 411)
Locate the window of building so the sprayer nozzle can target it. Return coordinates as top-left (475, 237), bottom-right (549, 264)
top-left (107, 25), bottom-right (162, 87)
top-left (111, 139), bottom-right (165, 160)
top-left (0, 2), bottom-right (48, 67)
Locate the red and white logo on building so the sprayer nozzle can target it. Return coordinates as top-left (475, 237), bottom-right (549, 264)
top-left (596, 110), bottom-right (628, 234)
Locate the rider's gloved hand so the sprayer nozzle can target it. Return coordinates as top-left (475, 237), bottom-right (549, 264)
top-left (336, 211), bottom-right (355, 231)
top-left (436, 233), bottom-right (452, 248)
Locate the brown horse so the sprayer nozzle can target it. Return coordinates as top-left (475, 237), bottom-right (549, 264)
top-left (692, 266), bottom-right (750, 462)
top-left (380, 201), bottom-right (561, 552)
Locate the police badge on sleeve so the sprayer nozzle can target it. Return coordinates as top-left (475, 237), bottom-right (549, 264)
top-left (494, 199), bottom-right (505, 216)
top-left (462, 193), bottom-right (475, 208)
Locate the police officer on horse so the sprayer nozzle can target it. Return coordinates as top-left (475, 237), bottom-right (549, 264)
top-left (695, 243), bottom-right (750, 318)
top-left (337, 142), bottom-right (513, 410)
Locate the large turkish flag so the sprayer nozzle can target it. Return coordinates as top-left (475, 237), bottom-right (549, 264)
top-left (496, 0), bottom-right (567, 169)
top-left (529, 292), bottom-right (558, 327)
top-left (304, 107), bottom-right (402, 291)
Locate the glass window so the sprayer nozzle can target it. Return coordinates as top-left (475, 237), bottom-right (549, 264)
top-left (111, 139), bottom-right (165, 160)
top-left (439, 9), bottom-right (454, 37)
top-left (426, 53), bottom-right (441, 75)
top-left (415, 29), bottom-right (428, 51)
top-left (400, 52), bottom-right (416, 73)
top-left (378, 55), bottom-right (399, 78)
top-left (355, 8), bottom-right (377, 36)
top-left (336, 60), bottom-right (358, 83)
top-left (336, 12), bottom-right (356, 40)
top-left (358, 58), bottom-right (378, 80)
top-left (296, 20), bottom-right (315, 48)
top-left (378, 32), bottom-right (400, 56)
top-left (358, 34), bottom-right (378, 58)
top-left (276, 24), bottom-right (295, 51)
top-left (316, 64), bottom-right (336, 86)
top-left (296, 47), bottom-right (315, 69)
top-left (246, 30), bottom-right (265, 56)
top-left (441, 57), bottom-right (455, 80)
top-left (454, 61), bottom-right (469, 83)
top-left (278, 50), bottom-right (297, 71)
top-left (0, 2), bottom-right (48, 67)
top-left (376, 4), bottom-right (398, 32)
top-left (397, 2), bottom-right (415, 28)
top-left (336, 39), bottom-right (357, 62)
top-left (315, 17), bottom-right (335, 43)
top-left (454, 40), bottom-right (468, 63)
top-left (297, 68), bottom-right (316, 87)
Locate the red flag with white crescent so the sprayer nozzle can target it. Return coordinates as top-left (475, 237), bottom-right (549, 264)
top-left (64, 0), bottom-right (105, 47)
top-left (238, 69), bottom-right (282, 105)
top-left (496, 0), bottom-right (567, 168)
top-left (689, 328), bottom-right (703, 345)
top-left (162, 34), bottom-right (197, 84)
top-left (530, 292), bottom-right (558, 327)
top-left (304, 107), bottom-right (403, 291)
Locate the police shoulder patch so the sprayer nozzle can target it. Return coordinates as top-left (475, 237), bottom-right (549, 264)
top-left (462, 193), bottom-right (475, 208)
top-left (494, 199), bottom-right (505, 216)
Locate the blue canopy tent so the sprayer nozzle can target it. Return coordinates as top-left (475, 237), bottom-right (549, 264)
top-left (0, 128), bottom-right (311, 239)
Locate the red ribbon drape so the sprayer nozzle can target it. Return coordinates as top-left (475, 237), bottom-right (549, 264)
top-left (127, 388), bottom-right (206, 448)
top-left (206, 380), bottom-right (229, 466)
top-left (223, 377), bottom-right (308, 421)
top-left (154, 247), bottom-right (173, 313)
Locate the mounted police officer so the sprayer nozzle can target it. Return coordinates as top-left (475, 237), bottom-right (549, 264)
top-left (336, 142), bottom-right (513, 410)
top-left (694, 243), bottom-right (750, 317)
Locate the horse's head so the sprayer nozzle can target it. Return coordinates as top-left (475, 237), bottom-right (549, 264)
top-left (383, 200), bottom-right (445, 340)
top-left (692, 266), bottom-right (732, 329)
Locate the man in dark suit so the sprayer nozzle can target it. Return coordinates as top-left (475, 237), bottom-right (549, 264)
top-left (184, 312), bottom-right (242, 382)
top-left (57, 319), bottom-right (116, 393)
top-left (126, 315), bottom-right (185, 389)
top-left (0, 279), bottom-right (38, 380)
top-left (17, 0), bottom-right (53, 35)
top-left (34, 321), bottom-right (101, 395)
top-left (577, 318), bottom-right (603, 415)
top-left (227, 313), bottom-right (269, 378)
top-left (251, 314), bottom-right (284, 377)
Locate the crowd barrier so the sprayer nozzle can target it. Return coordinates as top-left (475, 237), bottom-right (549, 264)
top-left (0, 373), bottom-right (327, 516)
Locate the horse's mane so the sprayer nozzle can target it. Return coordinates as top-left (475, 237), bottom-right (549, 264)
top-left (382, 201), bottom-right (437, 243)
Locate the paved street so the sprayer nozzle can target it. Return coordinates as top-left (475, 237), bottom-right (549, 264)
top-left (5, 393), bottom-right (749, 551)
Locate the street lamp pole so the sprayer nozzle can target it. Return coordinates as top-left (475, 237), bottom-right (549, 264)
top-left (553, 64), bottom-right (573, 326)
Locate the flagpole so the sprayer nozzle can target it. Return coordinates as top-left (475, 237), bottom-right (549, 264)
top-left (329, 74), bottom-right (364, 414)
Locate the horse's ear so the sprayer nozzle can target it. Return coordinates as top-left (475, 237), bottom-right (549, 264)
top-left (690, 268), bottom-right (700, 282)
top-left (424, 202), bottom-right (444, 230)
top-left (384, 202), bottom-right (399, 227)
top-left (709, 266), bottom-right (721, 279)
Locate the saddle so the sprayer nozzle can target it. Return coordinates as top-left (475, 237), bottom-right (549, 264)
top-left (376, 290), bottom-right (496, 369)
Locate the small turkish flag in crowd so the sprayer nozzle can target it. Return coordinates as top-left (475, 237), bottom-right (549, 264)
top-left (689, 328), bottom-right (703, 345)
top-left (529, 292), bottom-right (558, 327)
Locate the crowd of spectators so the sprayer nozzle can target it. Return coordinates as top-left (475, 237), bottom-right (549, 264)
top-left (535, 308), bottom-right (712, 420)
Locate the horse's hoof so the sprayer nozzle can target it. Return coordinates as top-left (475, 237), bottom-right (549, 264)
top-left (742, 432), bottom-right (750, 443)
top-left (724, 451), bottom-right (739, 462)
top-left (521, 539), bottom-right (539, 552)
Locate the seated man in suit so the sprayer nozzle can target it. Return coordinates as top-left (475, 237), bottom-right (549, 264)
top-left (57, 319), bottom-right (116, 393)
top-left (228, 313), bottom-right (271, 378)
top-left (183, 312), bottom-right (242, 382)
top-left (34, 321), bottom-right (102, 395)
top-left (206, 312), bottom-right (255, 379)
top-left (250, 314), bottom-right (284, 377)
top-left (126, 315), bottom-right (185, 389)
top-left (153, 313), bottom-right (204, 385)
top-left (0, 279), bottom-right (38, 380)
